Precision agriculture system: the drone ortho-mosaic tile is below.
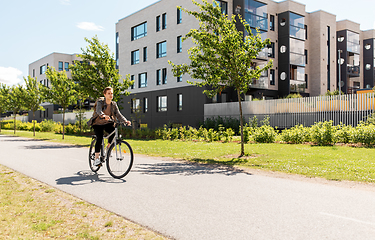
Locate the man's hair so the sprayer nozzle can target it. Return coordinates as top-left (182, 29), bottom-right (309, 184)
top-left (103, 87), bottom-right (113, 95)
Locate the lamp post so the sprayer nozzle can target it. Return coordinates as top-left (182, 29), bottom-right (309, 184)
top-left (338, 49), bottom-right (342, 122)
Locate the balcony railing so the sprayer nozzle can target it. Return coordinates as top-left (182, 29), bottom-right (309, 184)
top-left (348, 66), bottom-right (360, 77)
top-left (290, 80), bottom-right (306, 93)
top-left (250, 76), bottom-right (268, 89)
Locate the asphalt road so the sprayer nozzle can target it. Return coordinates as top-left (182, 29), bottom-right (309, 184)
top-left (1, 134), bottom-right (375, 240)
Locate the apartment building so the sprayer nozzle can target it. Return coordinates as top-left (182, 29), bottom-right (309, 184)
top-left (28, 52), bottom-right (81, 122)
top-left (116, 0), bottom-right (374, 128)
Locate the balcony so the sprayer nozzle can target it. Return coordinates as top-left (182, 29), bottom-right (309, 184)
top-left (290, 80), bottom-right (306, 93)
top-left (348, 66), bottom-right (360, 77)
top-left (250, 76), bottom-right (268, 89)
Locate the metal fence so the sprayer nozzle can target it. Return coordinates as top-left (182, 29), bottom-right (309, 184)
top-left (204, 93), bottom-right (375, 129)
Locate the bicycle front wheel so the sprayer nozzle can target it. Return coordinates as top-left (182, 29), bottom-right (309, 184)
top-left (106, 140), bottom-right (134, 179)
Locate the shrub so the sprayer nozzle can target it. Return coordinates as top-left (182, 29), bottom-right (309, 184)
top-left (281, 124), bottom-right (310, 144)
top-left (351, 123), bottom-right (375, 146)
top-left (334, 123), bottom-right (353, 144)
top-left (39, 119), bottom-right (56, 132)
top-left (310, 121), bottom-right (335, 146)
top-left (252, 125), bottom-right (277, 143)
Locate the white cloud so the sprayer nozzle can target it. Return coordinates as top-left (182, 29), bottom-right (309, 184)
top-left (60, 0), bottom-right (71, 5)
top-left (76, 22), bottom-right (104, 31)
top-left (0, 67), bottom-right (23, 86)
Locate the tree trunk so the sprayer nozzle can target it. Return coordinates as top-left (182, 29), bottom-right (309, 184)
top-left (33, 111), bottom-right (36, 137)
top-left (62, 110), bottom-right (65, 140)
top-left (13, 110), bottom-right (16, 134)
top-left (237, 89), bottom-right (244, 157)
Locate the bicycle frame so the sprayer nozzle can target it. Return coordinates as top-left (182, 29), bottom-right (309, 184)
top-left (98, 123), bottom-right (123, 162)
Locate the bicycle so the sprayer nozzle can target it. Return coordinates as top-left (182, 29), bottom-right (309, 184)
top-left (88, 122), bottom-right (134, 179)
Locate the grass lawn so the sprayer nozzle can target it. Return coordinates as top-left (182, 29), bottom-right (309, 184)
top-left (0, 164), bottom-right (168, 239)
top-left (1, 129), bottom-right (375, 183)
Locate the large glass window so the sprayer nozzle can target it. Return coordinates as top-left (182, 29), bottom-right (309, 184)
top-left (289, 12), bottom-right (305, 40)
top-left (157, 41), bottom-right (167, 58)
top-left (130, 75), bottom-right (134, 89)
top-left (131, 22), bottom-right (147, 41)
top-left (244, 0), bottom-right (268, 31)
top-left (270, 69), bottom-right (275, 85)
top-left (65, 62), bottom-right (69, 71)
top-left (58, 61), bottom-right (63, 71)
top-left (158, 96), bottom-right (167, 112)
top-left (131, 50), bottom-right (139, 65)
top-left (156, 68), bottom-right (167, 85)
top-left (138, 73), bottom-right (147, 88)
top-left (290, 38), bottom-right (305, 66)
top-left (347, 30), bottom-right (360, 54)
top-left (290, 66), bottom-right (305, 81)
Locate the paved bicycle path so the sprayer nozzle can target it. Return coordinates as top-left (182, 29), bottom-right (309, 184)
top-left (1, 134), bottom-right (375, 240)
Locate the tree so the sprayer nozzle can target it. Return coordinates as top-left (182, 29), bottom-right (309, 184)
top-left (23, 76), bottom-right (45, 136)
top-left (0, 83), bottom-right (10, 133)
top-left (70, 35), bottom-right (133, 102)
top-left (169, 0), bottom-right (273, 156)
top-left (75, 84), bottom-right (89, 133)
top-left (44, 67), bottom-right (78, 139)
top-left (8, 85), bottom-right (27, 134)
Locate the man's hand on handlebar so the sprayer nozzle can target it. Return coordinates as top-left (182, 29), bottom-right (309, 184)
top-left (125, 120), bottom-right (131, 126)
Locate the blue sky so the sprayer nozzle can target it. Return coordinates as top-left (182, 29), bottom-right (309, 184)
top-left (0, 0), bottom-right (374, 86)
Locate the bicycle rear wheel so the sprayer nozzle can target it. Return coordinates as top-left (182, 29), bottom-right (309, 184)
top-left (89, 138), bottom-right (101, 172)
top-left (106, 140), bottom-right (134, 179)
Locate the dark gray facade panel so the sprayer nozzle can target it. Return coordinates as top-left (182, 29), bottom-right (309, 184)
top-left (120, 86), bottom-right (208, 129)
top-left (363, 39), bottom-right (374, 88)
top-left (278, 12), bottom-right (291, 97)
top-left (337, 30), bottom-right (348, 93)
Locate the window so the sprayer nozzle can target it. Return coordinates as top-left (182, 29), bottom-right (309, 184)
top-left (177, 75), bottom-right (182, 82)
top-left (305, 49), bottom-right (308, 64)
top-left (130, 75), bottom-right (135, 89)
top-left (305, 74), bottom-right (308, 89)
top-left (213, 0), bottom-right (228, 15)
top-left (289, 12), bottom-right (305, 40)
top-left (131, 50), bottom-right (140, 65)
top-left (116, 32), bottom-right (119, 69)
top-left (162, 68), bottom-right (167, 84)
top-left (162, 13), bottom-right (167, 29)
top-left (64, 62), bottom-right (69, 71)
top-left (244, 0), bottom-right (267, 31)
top-left (157, 68), bottom-right (167, 85)
top-left (157, 41), bottom-right (167, 58)
top-left (144, 98), bottom-right (148, 113)
top-left (270, 69), bottom-right (275, 85)
top-left (58, 61), bottom-right (63, 71)
top-left (177, 7), bottom-right (182, 24)
top-left (304, 25), bottom-right (308, 40)
top-left (158, 96), bottom-right (167, 112)
top-left (33, 69), bottom-right (35, 77)
top-left (347, 30), bottom-right (360, 54)
top-left (270, 15), bottom-right (275, 31)
top-left (131, 22), bottom-right (147, 41)
top-left (156, 69), bottom-right (162, 85)
top-left (177, 94), bottom-right (183, 111)
top-left (40, 65), bottom-right (46, 75)
top-left (132, 98), bottom-right (140, 113)
top-left (156, 16), bottom-right (160, 32)
top-left (138, 73), bottom-right (147, 88)
top-left (143, 47), bottom-right (147, 62)
top-left (268, 42), bottom-right (275, 58)
top-left (177, 36), bottom-right (182, 53)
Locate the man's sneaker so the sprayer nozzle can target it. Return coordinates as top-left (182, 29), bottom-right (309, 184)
top-left (94, 158), bottom-right (101, 166)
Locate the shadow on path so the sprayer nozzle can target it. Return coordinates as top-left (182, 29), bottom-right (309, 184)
top-left (24, 144), bottom-right (85, 150)
top-left (55, 170), bottom-right (126, 185)
top-left (133, 161), bottom-right (251, 176)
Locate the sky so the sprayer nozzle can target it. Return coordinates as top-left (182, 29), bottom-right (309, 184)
top-left (1, 0), bottom-right (375, 86)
